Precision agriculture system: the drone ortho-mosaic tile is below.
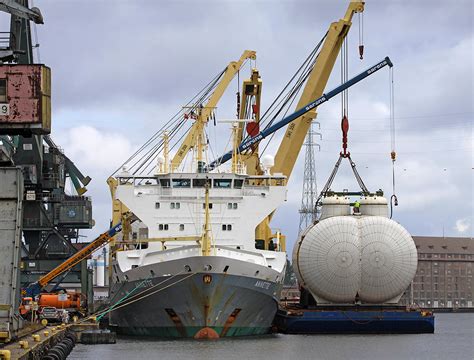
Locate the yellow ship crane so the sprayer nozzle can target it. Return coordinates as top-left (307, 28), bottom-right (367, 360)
top-left (208, 2), bottom-right (372, 249)
top-left (171, 50), bottom-right (256, 171)
top-left (106, 50), bottom-right (257, 251)
top-left (258, 1), bottom-right (364, 248)
top-left (207, 56), bottom-right (393, 248)
top-left (236, 68), bottom-right (263, 175)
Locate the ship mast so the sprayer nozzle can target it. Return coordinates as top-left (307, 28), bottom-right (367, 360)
top-left (163, 131), bottom-right (170, 173)
top-left (201, 178), bottom-right (212, 256)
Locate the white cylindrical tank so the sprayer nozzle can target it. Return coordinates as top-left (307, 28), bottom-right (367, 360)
top-left (319, 196), bottom-right (351, 220)
top-left (293, 216), bottom-right (417, 304)
top-left (360, 196), bottom-right (389, 217)
top-left (91, 259), bottom-right (98, 286)
top-left (96, 254), bottom-right (105, 287)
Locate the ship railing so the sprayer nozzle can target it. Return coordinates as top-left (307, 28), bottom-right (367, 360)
top-left (244, 177), bottom-right (286, 187)
top-left (217, 245), bottom-right (268, 266)
top-left (118, 242), bottom-right (269, 267)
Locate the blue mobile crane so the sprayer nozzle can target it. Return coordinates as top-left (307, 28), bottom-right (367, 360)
top-left (207, 57), bottom-right (393, 171)
top-left (23, 223), bottom-right (122, 298)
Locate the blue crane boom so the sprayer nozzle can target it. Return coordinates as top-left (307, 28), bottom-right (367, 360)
top-left (207, 56), bottom-right (393, 171)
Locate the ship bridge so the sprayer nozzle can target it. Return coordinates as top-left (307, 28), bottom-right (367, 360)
top-left (115, 172), bottom-right (287, 252)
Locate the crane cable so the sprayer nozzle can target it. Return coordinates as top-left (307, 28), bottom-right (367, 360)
top-left (389, 66), bottom-right (398, 218)
top-left (358, 11), bottom-right (364, 60)
top-left (315, 36), bottom-right (372, 214)
top-left (341, 37), bottom-right (349, 118)
top-left (133, 68), bottom-right (227, 175)
top-left (111, 66), bottom-right (227, 176)
top-left (257, 34), bottom-right (327, 157)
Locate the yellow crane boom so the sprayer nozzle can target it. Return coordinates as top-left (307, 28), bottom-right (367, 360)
top-left (171, 49), bottom-right (256, 170)
top-left (256, 1), bottom-right (365, 249)
top-left (272, 1), bottom-right (364, 178)
top-left (238, 68), bottom-right (264, 175)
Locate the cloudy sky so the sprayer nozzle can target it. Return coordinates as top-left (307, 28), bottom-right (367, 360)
top-left (4, 0), bottom-right (471, 250)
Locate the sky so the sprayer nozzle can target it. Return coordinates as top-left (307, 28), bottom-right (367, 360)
top-left (3, 0), bottom-right (472, 251)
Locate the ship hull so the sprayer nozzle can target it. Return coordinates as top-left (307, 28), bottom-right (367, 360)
top-left (109, 256), bottom-right (282, 338)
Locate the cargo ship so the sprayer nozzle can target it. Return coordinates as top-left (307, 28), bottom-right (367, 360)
top-left (108, 170), bottom-right (288, 338)
top-left (105, 0), bottom-right (393, 338)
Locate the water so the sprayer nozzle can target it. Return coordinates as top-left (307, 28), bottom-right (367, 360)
top-left (69, 313), bottom-right (473, 360)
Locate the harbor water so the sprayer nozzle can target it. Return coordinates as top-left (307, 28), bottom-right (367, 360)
top-left (69, 313), bottom-right (473, 360)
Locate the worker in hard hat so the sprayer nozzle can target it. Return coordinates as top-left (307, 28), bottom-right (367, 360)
top-left (353, 200), bottom-right (361, 214)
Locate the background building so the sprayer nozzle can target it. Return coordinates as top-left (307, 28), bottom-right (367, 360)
top-left (399, 236), bottom-right (474, 310)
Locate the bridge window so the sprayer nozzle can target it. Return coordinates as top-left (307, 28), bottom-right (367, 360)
top-left (202, 203), bottom-right (213, 209)
top-left (172, 179), bottom-right (191, 188)
top-left (179, 224), bottom-right (184, 231)
top-left (234, 179), bottom-right (243, 189)
top-left (193, 178), bottom-right (210, 188)
top-left (222, 224), bottom-right (232, 231)
top-left (160, 179), bottom-right (170, 187)
top-left (155, 202), bottom-right (160, 209)
top-left (214, 179), bottom-right (232, 188)
top-left (159, 224), bottom-right (169, 231)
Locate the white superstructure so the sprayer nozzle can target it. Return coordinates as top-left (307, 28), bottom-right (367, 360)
top-left (114, 172), bottom-right (288, 275)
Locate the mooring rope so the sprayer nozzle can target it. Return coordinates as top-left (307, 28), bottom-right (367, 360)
top-left (91, 272), bottom-right (196, 321)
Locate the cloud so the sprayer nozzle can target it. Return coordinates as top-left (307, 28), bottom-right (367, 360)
top-left (455, 218), bottom-right (471, 234)
top-left (56, 125), bottom-right (136, 172)
top-left (8, 0), bottom-right (469, 245)
top-left (53, 125), bottom-right (138, 236)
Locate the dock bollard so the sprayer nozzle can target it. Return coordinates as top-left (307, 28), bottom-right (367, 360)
top-left (32, 334), bottom-right (41, 342)
top-left (44, 331), bottom-right (49, 337)
top-left (18, 340), bottom-right (29, 349)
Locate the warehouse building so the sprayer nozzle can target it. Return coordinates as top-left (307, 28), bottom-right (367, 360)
top-left (399, 236), bottom-right (474, 310)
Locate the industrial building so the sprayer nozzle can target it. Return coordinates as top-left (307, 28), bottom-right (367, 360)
top-left (399, 236), bottom-right (474, 310)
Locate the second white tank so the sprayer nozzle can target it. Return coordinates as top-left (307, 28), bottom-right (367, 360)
top-left (293, 215), bottom-right (417, 304)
